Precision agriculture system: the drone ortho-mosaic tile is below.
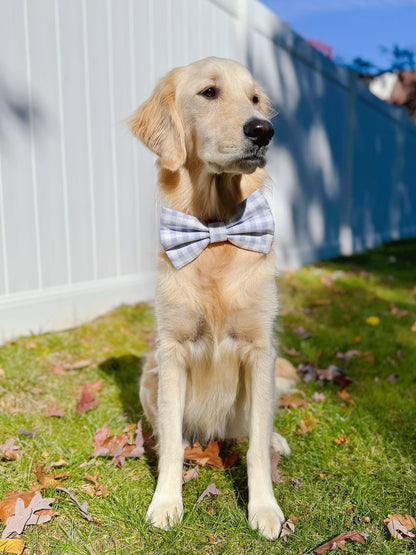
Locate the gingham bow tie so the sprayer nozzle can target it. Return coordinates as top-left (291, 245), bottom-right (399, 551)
top-left (160, 189), bottom-right (274, 269)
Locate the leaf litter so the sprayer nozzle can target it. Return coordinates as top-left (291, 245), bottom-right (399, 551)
top-left (1, 492), bottom-right (55, 539)
top-left (313, 530), bottom-right (369, 553)
top-left (197, 483), bottom-right (222, 503)
top-left (91, 420), bottom-right (144, 467)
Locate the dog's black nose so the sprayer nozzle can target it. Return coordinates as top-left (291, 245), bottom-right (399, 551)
top-left (243, 118), bottom-right (274, 147)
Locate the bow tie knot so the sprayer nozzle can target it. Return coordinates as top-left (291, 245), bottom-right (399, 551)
top-left (208, 222), bottom-right (228, 244)
top-left (160, 189), bottom-right (274, 269)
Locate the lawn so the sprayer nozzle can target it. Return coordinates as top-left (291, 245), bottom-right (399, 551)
top-left (0, 239), bottom-right (415, 554)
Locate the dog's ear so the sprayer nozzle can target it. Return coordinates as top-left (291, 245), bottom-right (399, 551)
top-left (129, 69), bottom-right (186, 172)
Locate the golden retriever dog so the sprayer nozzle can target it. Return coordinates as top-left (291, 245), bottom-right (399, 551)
top-left (129, 56), bottom-right (295, 540)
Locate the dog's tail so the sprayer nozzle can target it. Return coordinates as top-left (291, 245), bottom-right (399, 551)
top-left (275, 357), bottom-right (298, 396)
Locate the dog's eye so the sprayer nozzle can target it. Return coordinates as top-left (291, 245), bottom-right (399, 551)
top-left (201, 87), bottom-right (217, 98)
top-left (252, 95), bottom-right (259, 104)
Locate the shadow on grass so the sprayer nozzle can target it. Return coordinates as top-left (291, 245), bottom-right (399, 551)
top-left (99, 355), bottom-right (145, 421)
top-left (99, 354), bottom-right (160, 476)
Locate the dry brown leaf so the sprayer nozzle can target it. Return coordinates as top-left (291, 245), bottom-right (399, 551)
top-left (334, 434), bottom-right (351, 445)
top-left (311, 392), bottom-right (326, 402)
top-left (0, 486), bottom-right (41, 525)
top-left (314, 530), bottom-right (368, 553)
top-left (51, 363), bottom-right (66, 376)
top-left (64, 359), bottom-right (92, 370)
top-left (320, 275), bottom-right (334, 288)
top-left (278, 394), bottom-right (308, 409)
top-left (34, 461), bottom-right (68, 489)
top-left (390, 304), bottom-right (408, 318)
top-left (289, 513), bottom-right (304, 521)
top-left (297, 415), bottom-right (318, 434)
top-left (336, 350), bottom-right (361, 365)
top-left (385, 519), bottom-right (415, 539)
top-left (384, 514), bottom-right (416, 531)
top-left (278, 518), bottom-right (295, 541)
top-left (182, 465), bottom-right (199, 484)
top-left (45, 405), bottom-right (65, 417)
top-left (411, 321), bottom-right (416, 332)
top-left (184, 440), bottom-right (223, 468)
top-left (2, 493), bottom-right (55, 539)
top-left (337, 389), bottom-right (355, 405)
top-left (0, 439), bottom-right (21, 461)
top-left (283, 347), bottom-right (301, 357)
top-left (197, 483), bottom-right (222, 503)
top-left (84, 472), bottom-right (109, 496)
top-left (76, 381), bottom-right (103, 414)
top-left (312, 299), bottom-right (331, 306)
top-left (91, 421), bottom-right (144, 467)
top-left (293, 326), bottom-right (314, 339)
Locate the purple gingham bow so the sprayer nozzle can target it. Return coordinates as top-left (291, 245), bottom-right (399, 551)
top-left (160, 189), bottom-right (274, 269)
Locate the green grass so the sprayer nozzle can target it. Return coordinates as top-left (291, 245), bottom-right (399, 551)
top-left (1, 239), bottom-right (416, 554)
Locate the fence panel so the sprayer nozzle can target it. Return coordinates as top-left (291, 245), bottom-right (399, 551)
top-left (0, 0), bottom-right (415, 343)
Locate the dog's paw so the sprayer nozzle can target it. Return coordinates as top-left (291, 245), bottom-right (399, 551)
top-left (271, 432), bottom-right (291, 456)
top-left (249, 501), bottom-right (285, 540)
top-left (146, 497), bottom-right (183, 530)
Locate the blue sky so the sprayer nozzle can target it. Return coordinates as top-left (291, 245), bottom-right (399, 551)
top-left (260, 0), bottom-right (416, 70)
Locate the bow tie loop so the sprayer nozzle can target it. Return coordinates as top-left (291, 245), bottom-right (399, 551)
top-left (160, 189), bottom-right (274, 269)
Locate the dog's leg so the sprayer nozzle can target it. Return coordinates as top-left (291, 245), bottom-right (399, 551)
top-left (246, 347), bottom-right (285, 540)
top-left (146, 344), bottom-right (186, 530)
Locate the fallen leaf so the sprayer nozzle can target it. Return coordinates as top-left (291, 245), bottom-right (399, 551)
top-left (51, 363), bottom-right (66, 376)
top-left (182, 465), bottom-right (199, 484)
top-left (384, 514), bottom-right (416, 531)
top-left (0, 487), bottom-right (41, 525)
top-left (293, 326), bottom-right (314, 339)
top-left (334, 434), bottom-right (351, 445)
top-left (0, 368), bottom-right (4, 376)
top-left (389, 304), bottom-right (408, 318)
top-left (1, 493), bottom-right (55, 539)
top-left (0, 538), bottom-right (25, 554)
top-left (50, 458), bottom-right (68, 467)
top-left (290, 477), bottom-right (303, 489)
top-left (278, 518), bottom-right (295, 541)
top-left (0, 439), bottom-right (21, 461)
top-left (337, 389), bottom-right (354, 405)
top-left (91, 420), bottom-right (144, 467)
top-left (56, 487), bottom-right (100, 524)
top-left (385, 519), bottom-right (415, 539)
top-left (411, 321), bottom-right (416, 332)
top-left (290, 513), bottom-right (304, 522)
top-left (44, 405), bottom-right (65, 417)
top-left (271, 450), bottom-right (281, 483)
top-left (34, 461), bottom-right (67, 489)
top-left (197, 483), bottom-right (222, 503)
top-left (314, 530), bottom-right (368, 553)
top-left (311, 392), bottom-right (326, 402)
top-left (297, 363), bottom-right (317, 383)
top-left (352, 336), bottom-right (361, 344)
top-left (278, 394), bottom-right (308, 409)
top-left (387, 374), bottom-right (398, 384)
top-left (366, 316), bottom-right (380, 326)
top-left (320, 275), bottom-right (334, 288)
top-left (335, 350), bottom-right (361, 365)
top-left (18, 426), bottom-right (39, 438)
top-left (317, 365), bottom-right (354, 388)
top-left (297, 415), bottom-right (318, 434)
top-left (283, 347), bottom-right (301, 357)
top-left (76, 382), bottom-right (103, 414)
top-left (64, 359), bottom-right (92, 370)
top-left (184, 441), bottom-right (223, 468)
top-left (84, 472), bottom-right (109, 497)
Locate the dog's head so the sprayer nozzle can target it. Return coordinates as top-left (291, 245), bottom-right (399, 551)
top-left (129, 57), bottom-right (275, 174)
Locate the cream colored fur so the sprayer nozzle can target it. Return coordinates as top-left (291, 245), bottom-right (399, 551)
top-left (130, 57), bottom-right (293, 540)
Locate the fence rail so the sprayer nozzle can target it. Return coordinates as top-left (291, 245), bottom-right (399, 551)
top-left (1, 0), bottom-right (415, 342)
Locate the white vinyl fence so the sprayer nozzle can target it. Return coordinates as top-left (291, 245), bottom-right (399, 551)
top-left (1, 0), bottom-right (415, 343)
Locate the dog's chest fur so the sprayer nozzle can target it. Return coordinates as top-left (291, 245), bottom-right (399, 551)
top-left (156, 242), bottom-right (278, 440)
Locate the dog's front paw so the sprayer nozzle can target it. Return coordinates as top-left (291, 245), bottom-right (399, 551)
top-left (146, 496), bottom-right (183, 530)
top-left (271, 432), bottom-right (291, 456)
top-left (249, 501), bottom-right (285, 540)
